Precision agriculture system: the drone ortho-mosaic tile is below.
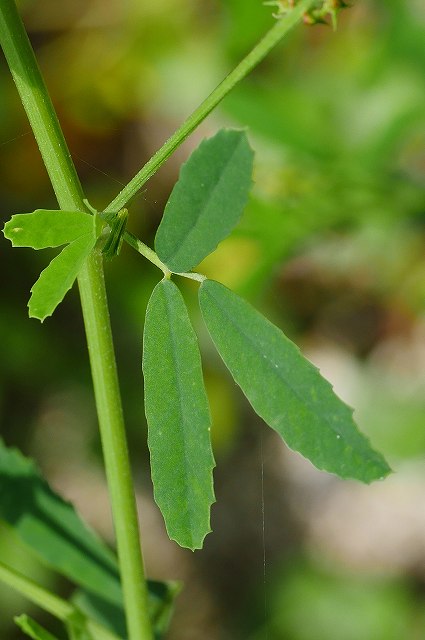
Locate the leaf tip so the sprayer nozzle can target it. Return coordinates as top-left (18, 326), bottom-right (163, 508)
top-left (367, 460), bottom-right (393, 485)
top-left (172, 526), bottom-right (213, 552)
top-left (3, 220), bottom-right (19, 245)
top-left (28, 303), bottom-right (49, 323)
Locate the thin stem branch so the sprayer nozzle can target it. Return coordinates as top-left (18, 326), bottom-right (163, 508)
top-left (0, 3), bottom-right (152, 639)
top-left (175, 271), bottom-right (206, 283)
top-left (124, 231), bottom-right (206, 282)
top-left (0, 561), bottom-right (70, 622)
top-left (0, 561), bottom-right (119, 640)
top-left (124, 230), bottom-right (171, 276)
top-left (104, 0), bottom-right (316, 213)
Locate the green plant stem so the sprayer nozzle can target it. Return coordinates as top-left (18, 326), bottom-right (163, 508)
top-left (124, 231), bottom-right (206, 281)
top-left (124, 230), bottom-right (171, 275)
top-left (0, 561), bottom-right (70, 622)
top-left (77, 251), bottom-right (151, 635)
top-left (0, 561), bottom-right (119, 640)
top-left (0, 3), bottom-right (152, 639)
top-left (175, 271), bottom-right (206, 283)
top-left (105, 0), bottom-right (316, 213)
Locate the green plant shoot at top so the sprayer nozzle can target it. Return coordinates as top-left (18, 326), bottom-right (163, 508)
top-left (0, 0), bottom-right (391, 639)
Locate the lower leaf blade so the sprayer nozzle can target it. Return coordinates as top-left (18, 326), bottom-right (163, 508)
top-left (199, 279), bottom-right (391, 483)
top-left (0, 439), bottom-right (122, 607)
top-left (142, 279), bottom-right (215, 549)
top-left (0, 439), bottom-right (176, 637)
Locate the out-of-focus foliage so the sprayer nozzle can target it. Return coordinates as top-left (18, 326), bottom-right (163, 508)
top-left (1, 0), bottom-right (425, 638)
top-left (264, 557), bottom-right (422, 640)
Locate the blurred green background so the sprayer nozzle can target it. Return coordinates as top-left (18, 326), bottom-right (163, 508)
top-left (1, 0), bottom-right (425, 638)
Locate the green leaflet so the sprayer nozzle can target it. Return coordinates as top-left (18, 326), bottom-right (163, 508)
top-left (3, 209), bottom-right (101, 321)
top-left (4, 210), bottom-right (94, 248)
top-left (155, 129), bottom-right (254, 273)
top-left (0, 439), bottom-right (177, 639)
top-left (143, 279), bottom-right (215, 549)
top-left (199, 280), bottom-right (391, 483)
top-left (15, 614), bottom-right (60, 640)
top-left (29, 235), bottom-right (96, 320)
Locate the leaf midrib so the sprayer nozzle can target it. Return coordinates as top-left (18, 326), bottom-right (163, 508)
top-left (203, 285), bottom-right (355, 447)
top-left (163, 285), bottom-right (203, 543)
top-left (161, 137), bottom-right (246, 265)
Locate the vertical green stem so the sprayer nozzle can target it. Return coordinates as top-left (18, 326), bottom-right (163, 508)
top-left (0, 3), bottom-right (152, 639)
top-left (77, 251), bottom-right (151, 640)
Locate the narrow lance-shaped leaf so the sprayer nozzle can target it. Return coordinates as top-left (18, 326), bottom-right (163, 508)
top-left (0, 438), bottom-right (121, 605)
top-left (155, 129), bottom-right (254, 273)
top-left (143, 279), bottom-right (215, 549)
top-left (0, 438), bottom-right (178, 640)
top-left (3, 209), bottom-right (101, 321)
top-left (199, 280), bottom-right (391, 483)
top-left (15, 614), bottom-right (60, 640)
